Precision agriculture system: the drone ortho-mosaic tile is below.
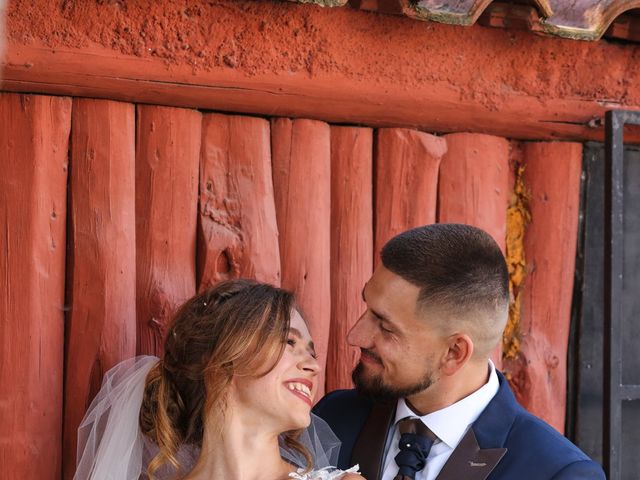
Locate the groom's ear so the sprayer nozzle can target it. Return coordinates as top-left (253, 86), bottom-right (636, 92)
top-left (440, 333), bottom-right (474, 376)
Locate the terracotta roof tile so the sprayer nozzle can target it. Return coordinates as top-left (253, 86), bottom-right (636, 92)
top-left (408, 0), bottom-right (551, 25)
top-left (542, 0), bottom-right (640, 40)
top-left (289, 0), bottom-right (640, 41)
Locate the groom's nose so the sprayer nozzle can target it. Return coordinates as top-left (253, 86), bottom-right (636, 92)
top-left (347, 312), bottom-right (374, 348)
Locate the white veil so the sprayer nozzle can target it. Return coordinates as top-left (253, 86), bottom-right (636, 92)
top-left (75, 356), bottom-right (159, 480)
top-left (74, 356), bottom-right (341, 479)
top-left (280, 412), bottom-right (341, 469)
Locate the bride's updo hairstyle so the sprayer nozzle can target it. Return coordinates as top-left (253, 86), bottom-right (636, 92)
top-left (139, 279), bottom-right (312, 478)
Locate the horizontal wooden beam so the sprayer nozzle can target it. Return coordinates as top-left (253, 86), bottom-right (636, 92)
top-left (2, 44), bottom-right (640, 143)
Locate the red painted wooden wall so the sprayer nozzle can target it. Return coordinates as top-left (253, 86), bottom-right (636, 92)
top-left (0, 91), bottom-right (581, 478)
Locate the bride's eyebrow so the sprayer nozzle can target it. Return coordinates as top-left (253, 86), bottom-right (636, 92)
top-left (288, 327), bottom-right (316, 353)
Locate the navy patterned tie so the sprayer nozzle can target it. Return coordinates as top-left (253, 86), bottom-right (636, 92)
top-left (392, 417), bottom-right (438, 480)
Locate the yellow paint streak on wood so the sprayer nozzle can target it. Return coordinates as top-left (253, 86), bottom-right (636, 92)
top-left (503, 162), bottom-right (530, 359)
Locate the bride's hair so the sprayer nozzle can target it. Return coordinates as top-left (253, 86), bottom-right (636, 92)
top-left (139, 279), bottom-right (312, 479)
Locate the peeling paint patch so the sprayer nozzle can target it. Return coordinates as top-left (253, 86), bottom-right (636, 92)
top-left (503, 157), bottom-right (530, 360)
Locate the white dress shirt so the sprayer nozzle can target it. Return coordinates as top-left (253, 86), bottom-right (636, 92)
top-left (381, 361), bottom-right (499, 480)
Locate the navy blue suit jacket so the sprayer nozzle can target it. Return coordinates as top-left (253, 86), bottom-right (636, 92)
top-left (313, 372), bottom-right (605, 480)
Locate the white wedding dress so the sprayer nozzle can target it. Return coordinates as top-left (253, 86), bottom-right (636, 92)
top-left (289, 465), bottom-right (360, 479)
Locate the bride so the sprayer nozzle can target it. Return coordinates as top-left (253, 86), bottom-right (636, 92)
top-left (74, 279), bottom-right (362, 480)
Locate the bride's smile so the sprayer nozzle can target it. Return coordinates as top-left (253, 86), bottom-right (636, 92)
top-left (285, 378), bottom-right (313, 406)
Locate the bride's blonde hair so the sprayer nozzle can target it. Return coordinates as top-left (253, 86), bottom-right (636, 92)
top-left (139, 279), bottom-right (312, 479)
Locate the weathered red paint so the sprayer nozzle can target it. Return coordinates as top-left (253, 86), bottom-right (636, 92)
top-left (197, 113), bottom-right (281, 291)
top-left (438, 133), bottom-right (511, 369)
top-left (374, 128), bottom-right (447, 262)
top-left (62, 99), bottom-right (137, 480)
top-left (0, 93), bottom-right (71, 480)
top-left (272, 118), bottom-right (331, 397)
top-left (502, 141), bottom-right (583, 433)
top-left (136, 105), bottom-right (201, 356)
top-left (327, 126), bottom-right (374, 392)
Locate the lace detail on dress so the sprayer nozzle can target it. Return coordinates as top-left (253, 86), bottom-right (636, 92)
top-left (288, 465), bottom-right (360, 480)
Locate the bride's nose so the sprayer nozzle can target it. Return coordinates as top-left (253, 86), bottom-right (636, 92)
top-left (299, 351), bottom-right (320, 375)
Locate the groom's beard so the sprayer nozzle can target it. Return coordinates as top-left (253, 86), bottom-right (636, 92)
top-left (351, 355), bottom-right (435, 403)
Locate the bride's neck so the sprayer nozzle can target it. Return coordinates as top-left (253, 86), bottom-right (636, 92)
top-left (184, 409), bottom-right (291, 480)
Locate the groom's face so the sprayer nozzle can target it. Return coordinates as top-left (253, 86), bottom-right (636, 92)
top-left (348, 265), bottom-right (447, 401)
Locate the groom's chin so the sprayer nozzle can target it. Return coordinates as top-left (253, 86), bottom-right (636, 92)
top-left (351, 361), bottom-right (368, 387)
top-left (352, 362), bottom-right (379, 392)
top-left (351, 362), bottom-right (398, 404)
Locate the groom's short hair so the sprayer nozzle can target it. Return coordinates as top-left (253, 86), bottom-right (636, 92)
top-left (381, 223), bottom-right (509, 357)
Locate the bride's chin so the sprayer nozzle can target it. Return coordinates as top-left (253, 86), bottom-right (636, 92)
top-left (283, 411), bottom-right (311, 432)
top-left (300, 411), bottom-right (312, 428)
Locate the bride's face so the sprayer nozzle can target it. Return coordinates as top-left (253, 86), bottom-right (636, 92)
top-left (231, 310), bottom-right (320, 432)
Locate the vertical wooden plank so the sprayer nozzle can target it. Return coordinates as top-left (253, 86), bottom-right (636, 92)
top-left (197, 114), bottom-right (281, 290)
top-left (327, 126), bottom-right (373, 392)
top-left (62, 99), bottom-right (136, 479)
top-left (438, 133), bottom-right (510, 251)
top-left (502, 141), bottom-right (582, 433)
top-left (136, 106), bottom-right (201, 356)
top-left (0, 93), bottom-right (71, 479)
top-left (374, 128), bottom-right (446, 261)
top-left (438, 133), bottom-right (510, 369)
top-left (272, 118), bottom-right (331, 397)
top-left (0, 0), bottom-right (5, 76)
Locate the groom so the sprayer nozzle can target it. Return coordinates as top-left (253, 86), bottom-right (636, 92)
top-left (314, 224), bottom-right (604, 480)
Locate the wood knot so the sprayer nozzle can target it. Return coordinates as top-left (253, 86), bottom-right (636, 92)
top-left (545, 352), bottom-right (560, 369)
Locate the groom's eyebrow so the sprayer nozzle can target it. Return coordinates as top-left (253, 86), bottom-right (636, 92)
top-left (361, 287), bottom-right (391, 323)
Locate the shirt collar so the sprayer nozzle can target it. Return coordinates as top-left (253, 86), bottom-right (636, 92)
top-left (393, 360), bottom-right (499, 449)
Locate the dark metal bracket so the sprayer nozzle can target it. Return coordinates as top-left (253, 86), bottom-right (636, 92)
top-left (604, 110), bottom-right (640, 479)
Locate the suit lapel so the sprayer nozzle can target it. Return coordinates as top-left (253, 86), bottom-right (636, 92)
top-left (435, 428), bottom-right (506, 480)
top-left (351, 401), bottom-right (395, 480)
top-left (436, 371), bottom-right (521, 480)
